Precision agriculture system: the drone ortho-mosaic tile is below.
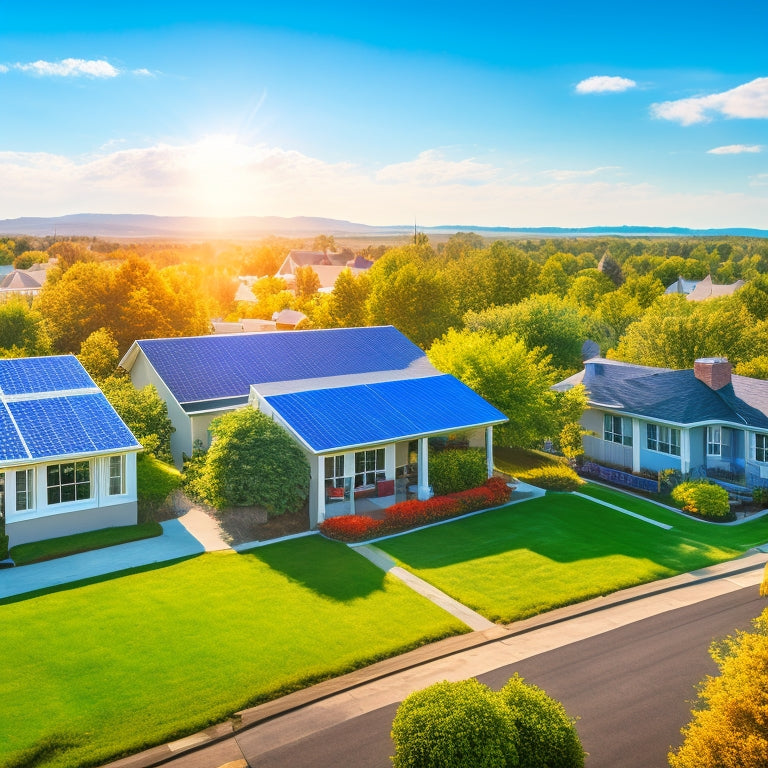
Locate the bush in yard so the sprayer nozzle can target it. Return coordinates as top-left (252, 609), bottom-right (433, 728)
top-left (669, 608), bottom-right (768, 768)
top-left (761, 563), bottom-right (768, 598)
top-left (189, 408), bottom-right (310, 516)
top-left (429, 448), bottom-right (487, 495)
top-left (499, 675), bottom-right (585, 768)
top-left (752, 485), bottom-right (768, 507)
top-left (391, 679), bottom-right (519, 768)
top-left (671, 481), bottom-right (732, 522)
top-left (522, 464), bottom-right (584, 492)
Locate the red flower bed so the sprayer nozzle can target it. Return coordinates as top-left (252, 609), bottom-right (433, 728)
top-left (319, 477), bottom-right (511, 543)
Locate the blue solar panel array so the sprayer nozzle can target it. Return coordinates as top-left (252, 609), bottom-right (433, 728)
top-left (0, 356), bottom-right (140, 463)
top-left (263, 374), bottom-right (507, 452)
top-left (136, 326), bottom-right (426, 405)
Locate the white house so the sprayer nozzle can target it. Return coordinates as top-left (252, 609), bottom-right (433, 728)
top-left (120, 326), bottom-right (507, 528)
top-left (1, 356), bottom-right (141, 548)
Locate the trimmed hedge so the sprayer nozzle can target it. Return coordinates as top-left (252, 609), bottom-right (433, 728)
top-left (319, 477), bottom-right (510, 542)
top-left (429, 448), bottom-right (488, 496)
top-left (522, 464), bottom-right (584, 492)
top-left (671, 481), bottom-right (733, 522)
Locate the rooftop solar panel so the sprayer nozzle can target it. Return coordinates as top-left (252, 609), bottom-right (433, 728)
top-left (0, 403), bottom-right (30, 461)
top-left (135, 326), bottom-right (426, 405)
top-left (0, 356), bottom-right (94, 396)
top-left (264, 374), bottom-right (507, 453)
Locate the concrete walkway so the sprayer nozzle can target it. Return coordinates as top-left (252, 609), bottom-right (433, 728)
top-left (0, 506), bottom-right (230, 600)
top-left (354, 544), bottom-right (496, 631)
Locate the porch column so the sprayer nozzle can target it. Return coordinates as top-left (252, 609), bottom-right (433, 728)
top-left (681, 429), bottom-right (691, 475)
top-left (316, 458), bottom-right (326, 524)
top-left (485, 426), bottom-right (494, 478)
top-left (417, 437), bottom-right (430, 500)
top-left (632, 419), bottom-right (641, 474)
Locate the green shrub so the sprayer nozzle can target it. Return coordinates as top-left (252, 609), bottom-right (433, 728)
top-left (521, 464), bottom-right (584, 492)
top-left (188, 408), bottom-right (310, 516)
top-left (391, 679), bottom-right (519, 768)
top-left (0, 533), bottom-right (8, 561)
top-left (659, 468), bottom-right (683, 493)
top-left (499, 675), bottom-right (585, 768)
top-left (429, 448), bottom-right (487, 495)
top-left (671, 481), bottom-right (732, 521)
top-left (752, 486), bottom-right (768, 507)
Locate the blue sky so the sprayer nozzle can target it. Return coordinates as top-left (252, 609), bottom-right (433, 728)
top-left (1, 2), bottom-right (766, 227)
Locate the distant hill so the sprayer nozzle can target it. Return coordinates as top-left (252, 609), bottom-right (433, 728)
top-left (0, 213), bottom-right (766, 239)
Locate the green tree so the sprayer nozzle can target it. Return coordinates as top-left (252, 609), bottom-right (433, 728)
top-left (190, 408), bottom-right (310, 515)
top-left (669, 608), bottom-right (768, 768)
top-left (428, 328), bottom-right (585, 448)
top-left (47, 240), bottom-right (93, 271)
top-left (294, 264), bottom-right (321, 299)
top-left (13, 250), bottom-right (48, 270)
top-left (77, 328), bottom-right (119, 383)
top-left (566, 270), bottom-right (616, 311)
top-left (734, 356), bottom-right (768, 380)
top-left (312, 234), bottom-right (336, 254)
top-left (391, 679), bottom-right (519, 768)
top-left (0, 299), bottom-right (51, 357)
top-left (311, 269), bottom-right (370, 328)
top-left (100, 376), bottom-right (174, 461)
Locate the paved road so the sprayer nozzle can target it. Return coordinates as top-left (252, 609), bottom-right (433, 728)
top-left (249, 586), bottom-right (764, 768)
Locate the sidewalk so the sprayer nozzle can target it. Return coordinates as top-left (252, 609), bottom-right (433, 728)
top-left (0, 506), bottom-right (230, 600)
top-left (103, 548), bottom-right (768, 768)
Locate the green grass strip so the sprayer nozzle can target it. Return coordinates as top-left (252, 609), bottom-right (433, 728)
top-left (0, 536), bottom-right (466, 768)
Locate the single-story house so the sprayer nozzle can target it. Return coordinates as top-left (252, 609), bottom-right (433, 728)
top-left (555, 356), bottom-right (768, 488)
top-left (664, 274), bottom-right (745, 301)
top-left (120, 326), bottom-right (507, 527)
top-left (1, 356), bottom-right (141, 547)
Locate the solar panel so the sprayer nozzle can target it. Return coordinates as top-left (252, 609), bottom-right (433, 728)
top-left (0, 356), bottom-right (94, 396)
top-left (70, 393), bottom-right (141, 452)
top-left (264, 374), bottom-right (507, 452)
top-left (0, 403), bottom-right (29, 461)
top-left (137, 326), bottom-right (426, 405)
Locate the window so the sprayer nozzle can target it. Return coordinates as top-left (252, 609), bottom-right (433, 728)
top-left (47, 461), bottom-right (90, 505)
top-left (108, 456), bottom-right (125, 495)
top-left (707, 426), bottom-right (722, 457)
top-left (355, 448), bottom-right (385, 487)
top-left (646, 424), bottom-right (681, 456)
top-left (325, 454), bottom-right (345, 488)
top-left (603, 415), bottom-right (632, 446)
top-left (15, 468), bottom-right (34, 511)
top-left (756, 434), bottom-right (768, 463)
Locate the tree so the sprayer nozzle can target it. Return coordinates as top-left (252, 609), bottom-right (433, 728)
top-left (428, 328), bottom-right (586, 449)
top-left (294, 264), bottom-right (321, 299)
top-left (190, 408), bottom-right (310, 515)
top-left (13, 250), bottom-right (48, 270)
top-left (100, 376), bottom-right (174, 461)
top-left (313, 234), bottom-right (336, 254)
top-left (309, 269), bottom-right (370, 328)
top-left (669, 608), bottom-right (768, 768)
top-left (0, 299), bottom-right (51, 357)
top-left (47, 240), bottom-right (92, 271)
top-left (611, 295), bottom-right (768, 369)
top-left (77, 328), bottom-right (119, 383)
top-left (735, 356), bottom-right (768, 380)
top-left (391, 679), bottom-right (519, 768)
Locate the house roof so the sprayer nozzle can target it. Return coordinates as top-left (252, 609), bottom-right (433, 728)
top-left (0, 270), bottom-right (45, 291)
top-left (0, 356), bottom-right (140, 464)
top-left (557, 357), bottom-right (768, 430)
top-left (121, 326), bottom-right (430, 409)
top-left (686, 274), bottom-right (745, 301)
top-left (664, 276), bottom-right (699, 295)
top-left (262, 374), bottom-right (507, 453)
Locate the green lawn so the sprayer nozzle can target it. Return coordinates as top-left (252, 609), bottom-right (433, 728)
top-left (0, 537), bottom-right (465, 768)
top-left (377, 485), bottom-right (768, 624)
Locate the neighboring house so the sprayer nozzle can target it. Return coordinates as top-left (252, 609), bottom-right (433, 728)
top-left (663, 274), bottom-right (745, 300)
top-left (272, 309), bottom-right (307, 329)
top-left (555, 356), bottom-right (768, 488)
top-left (0, 356), bottom-right (141, 547)
top-left (211, 319), bottom-right (277, 334)
top-left (0, 269), bottom-right (46, 300)
top-left (276, 249), bottom-right (373, 293)
top-left (120, 326), bottom-right (507, 528)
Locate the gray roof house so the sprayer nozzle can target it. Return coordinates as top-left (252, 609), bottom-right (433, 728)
top-left (664, 274), bottom-right (745, 301)
top-left (0, 356), bottom-right (141, 547)
top-left (120, 326), bottom-right (507, 528)
top-left (555, 356), bottom-right (768, 488)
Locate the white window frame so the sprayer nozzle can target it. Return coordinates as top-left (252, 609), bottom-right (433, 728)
top-left (47, 460), bottom-right (91, 506)
top-left (604, 414), bottom-right (632, 447)
top-left (354, 448), bottom-right (385, 487)
top-left (646, 424), bottom-right (681, 456)
top-left (108, 455), bottom-right (126, 496)
top-left (324, 454), bottom-right (345, 488)
top-left (755, 434), bottom-right (768, 463)
top-left (707, 426), bottom-right (722, 457)
top-left (15, 468), bottom-right (35, 512)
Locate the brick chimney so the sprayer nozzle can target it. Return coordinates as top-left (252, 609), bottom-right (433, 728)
top-left (694, 358), bottom-right (732, 390)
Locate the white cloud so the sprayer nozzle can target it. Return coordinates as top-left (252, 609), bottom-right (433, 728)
top-left (0, 139), bottom-right (766, 229)
top-left (575, 76), bottom-right (636, 94)
top-left (541, 166), bottom-right (621, 181)
top-left (0, 65), bottom-right (8, 73)
top-left (13, 58), bottom-right (120, 78)
top-left (707, 144), bottom-right (763, 155)
top-left (652, 77), bottom-right (768, 125)
top-left (376, 150), bottom-right (497, 185)
top-left (132, 68), bottom-right (154, 77)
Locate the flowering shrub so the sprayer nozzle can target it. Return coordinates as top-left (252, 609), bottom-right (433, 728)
top-left (671, 481), bottom-right (733, 522)
top-left (319, 477), bottom-right (511, 542)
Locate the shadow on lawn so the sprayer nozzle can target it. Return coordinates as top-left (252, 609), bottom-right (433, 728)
top-left (240, 536), bottom-right (388, 601)
top-left (380, 494), bottom-right (741, 576)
